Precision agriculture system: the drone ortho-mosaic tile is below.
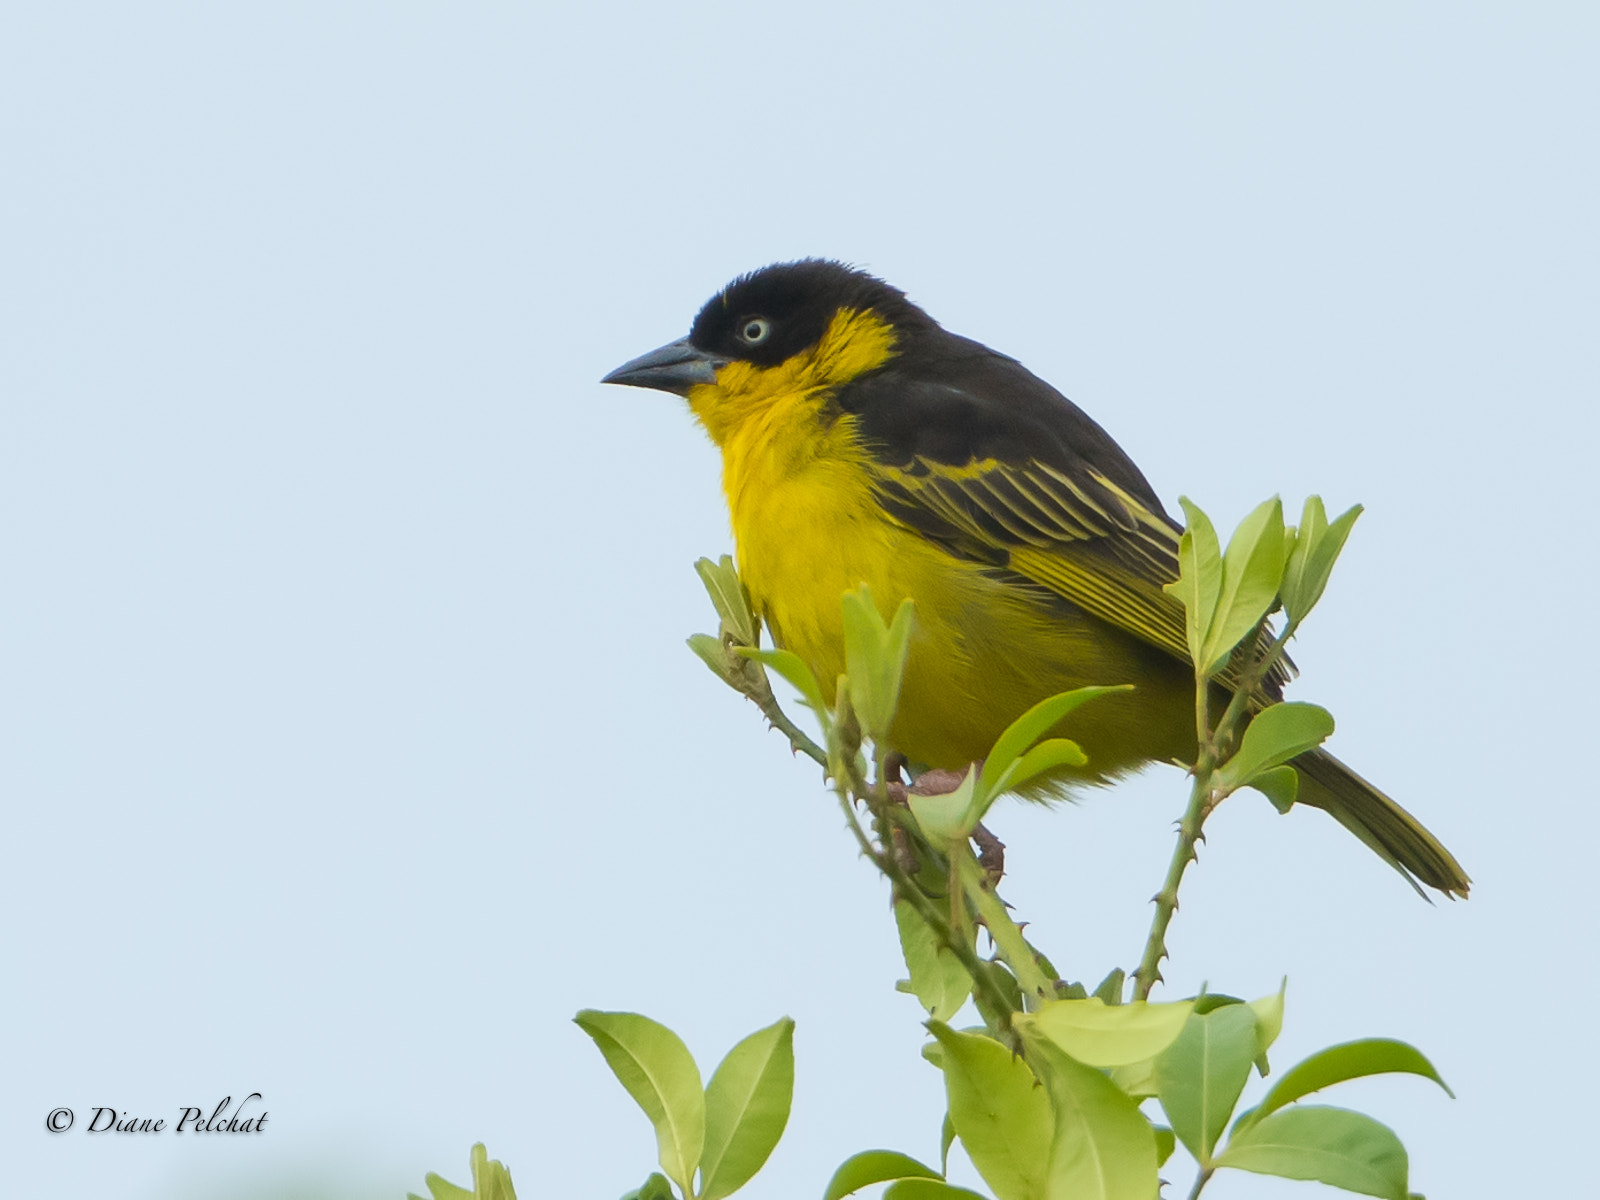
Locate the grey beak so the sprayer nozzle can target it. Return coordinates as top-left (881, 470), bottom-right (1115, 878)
top-left (601, 338), bottom-right (726, 396)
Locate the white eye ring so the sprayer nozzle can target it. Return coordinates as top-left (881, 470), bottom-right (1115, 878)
top-left (737, 316), bottom-right (772, 345)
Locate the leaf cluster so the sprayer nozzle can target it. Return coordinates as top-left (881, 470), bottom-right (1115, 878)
top-left (824, 993), bottom-right (1449, 1200)
top-left (408, 1144), bottom-right (516, 1200)
top-left (572, 1011), bottom-right (795, 1200)
top-left (418, 497), bottom-right (1453, 1200)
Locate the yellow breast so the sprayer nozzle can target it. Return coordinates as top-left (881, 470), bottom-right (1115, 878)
top-left (686, 307), bottom-right (914, 689)
top-left (684, 310), bottom-right (1191, 784)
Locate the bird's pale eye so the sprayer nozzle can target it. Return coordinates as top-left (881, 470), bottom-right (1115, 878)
top-left (736, 316), bottom-right (772, 346)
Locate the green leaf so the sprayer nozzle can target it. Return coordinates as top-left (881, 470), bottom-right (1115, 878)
top-left (1167, 496), bottom-right (1224, 670)
top-left (1154, 1003), bottom-right (1259, 1166)
top-left (841, 588), bottom-right (916, 743)
top-left (1248, 980), bottom-right (1287, 1075)
top-left (1107, 1056), bottom-right (1158, 1100)
top-left (1235, 1039), bottom-right (1453, 1135)
top-left (1091, 968), bottom-right (1126, 1006)
top-left (1246, 765), bottom-right (1299, 813)
top-left (1031, 1038), bottom-right (1160, 1200)
top-left (1190, 993), bottom-right (1244, 1015)
top-left (686, 633), bottom-right (739, 687)
top-left (619, 1175), bottom-right (674, 1200)
top-left (1215, 703), bottom-right (1335, 794)
top-left (883, 600), bottom-right (916, 693)
top-left (413, 1176), bottom-right (474, 1200)
top-left (929, 1021), bottom-right (1053, 1200)
top-left (882, 1182), bottom-right (992, 1200)
top-left (1216, 1106), bottom-right (1409, 1200)
top-left (895, 900), bottom-right (974, 1021)
top-left (1016, 997), bottom-right (1193, 1068)
top-left (941, 1111), bottom-right (958, 1176)
top-left (574, 1010), bottom-right (705, 1195)
top-left (737, 647), bottom-right (830, 730)
top-left (413, 1144), bottom-right (516, 1200)
top-left (694, 556), bottom-right (758, 645)
top-left (1281, 498), bottom-right (1362, 624)
top-left (470, 1144), bottom-right (517, 1200)
top-left (700, 1017), bottom-right (795, 1200)
top-left (1151, 1124), bottom-right (1176, 1167)
top-left (1279, 496), bottom-right (1323, 619)
top-left (823, 1151), bottom-right (944, 1200)
top-left (1001, 738), bottom-right (1088, 797)
top-left (1198, 496), bottom-right (1286, 677)
top-left (976, 686), bottom-right (1129, 803)
top-left (907, 767), bottom-right (979, 843)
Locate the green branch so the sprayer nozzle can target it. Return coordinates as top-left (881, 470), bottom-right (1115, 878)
top-left (1133, 764), bottom-right (1215, 1002)
top-left (833, 747), bottom-right (1026, 1045)
top-left (953, 847), bottom-right (1055, 1006)
top-left (747, 669), bottom-right (828, 769)
top-left (1135, 616), bottom-right (1296, 1001)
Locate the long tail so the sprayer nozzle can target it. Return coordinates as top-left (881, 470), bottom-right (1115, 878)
top-left (1292, 748), bottom-right (1470, 899)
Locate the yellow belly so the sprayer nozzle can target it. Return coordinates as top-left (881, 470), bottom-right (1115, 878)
top-left (721, 411), bottom-right (1194, 786)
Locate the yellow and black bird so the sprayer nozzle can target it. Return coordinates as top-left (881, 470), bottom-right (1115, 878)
top-left (603, 259), bottom-right (1468, 898)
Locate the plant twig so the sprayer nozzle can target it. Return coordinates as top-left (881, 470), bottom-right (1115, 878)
top-left (1133, 764), bottom-right (1215, 1000)
top-left (1208, 617), bottom-right (1299, 760)
top-left (716, 639), bottom-right (1018, 1026)
top-left (954, 847), bottom-right (1055, 1007)
top-left (760, 693), bottom-right (828, 769)
top-left (1134, 616), bottom-right (1296, 1000)
top-left (734, 656), bottom-right (829, 769)
top-left (832, 780), bottom-right (1017, 1043)
top-left (707, 596), bottom-right (1044, 1037)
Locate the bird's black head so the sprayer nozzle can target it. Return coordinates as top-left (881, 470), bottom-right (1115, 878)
top-left (687, 259), bottom-right (935, 367)
top-left (602, 259), bottom-right (936, 396)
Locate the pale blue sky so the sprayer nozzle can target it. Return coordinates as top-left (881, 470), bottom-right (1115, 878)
top-left (4, 3), bottom-right (1596, 1197)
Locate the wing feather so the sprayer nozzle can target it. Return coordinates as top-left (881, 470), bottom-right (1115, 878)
top-left (835, 349), bottom-right (1291, 694)
top-left (876, 458), bottom-right (1195, 663)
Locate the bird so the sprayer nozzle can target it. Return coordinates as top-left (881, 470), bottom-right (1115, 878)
top-left (602, 259), bottom-right (1469, 899)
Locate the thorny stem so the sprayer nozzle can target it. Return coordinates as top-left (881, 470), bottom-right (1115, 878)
top-left (862, 755), bottom-right (1055, 1027)
top-left (954, 848), bottom-right (1055, 1007)
top-left (831, 756), bottom-right (1024, 1044)
top-left (1134, 759), bottom-right (1215, 1000)
top-left (1134, 615), bottom-right (1298, 1001)
top-left (1185, 1166), bottom-right (1215, 1200)
top-left (728, 605), bottom-right (1306, 1019)
top-left (745, 669), bottom-right (828, 769)
top-left (735, 661), bottom-right (1085, 1036)
top-left (1209, 616), bottom-right (1299, 762)
top-left (863, 749), bottom-right (1057, 1023)
top-left (728, 648), bottom-right (1032, 1038)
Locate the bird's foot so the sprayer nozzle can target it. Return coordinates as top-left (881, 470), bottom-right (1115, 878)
top-left (894, 763), bottom-right (1007, 883)
top-left (972, 821), bottom-right (1007, 883)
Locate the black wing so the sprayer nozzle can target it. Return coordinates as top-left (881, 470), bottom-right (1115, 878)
top-left (834, 332), bottom-right (1287, 690)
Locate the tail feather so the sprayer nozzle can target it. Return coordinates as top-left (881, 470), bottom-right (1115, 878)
top-left (1292, 749), bottom-right (1470, 900)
